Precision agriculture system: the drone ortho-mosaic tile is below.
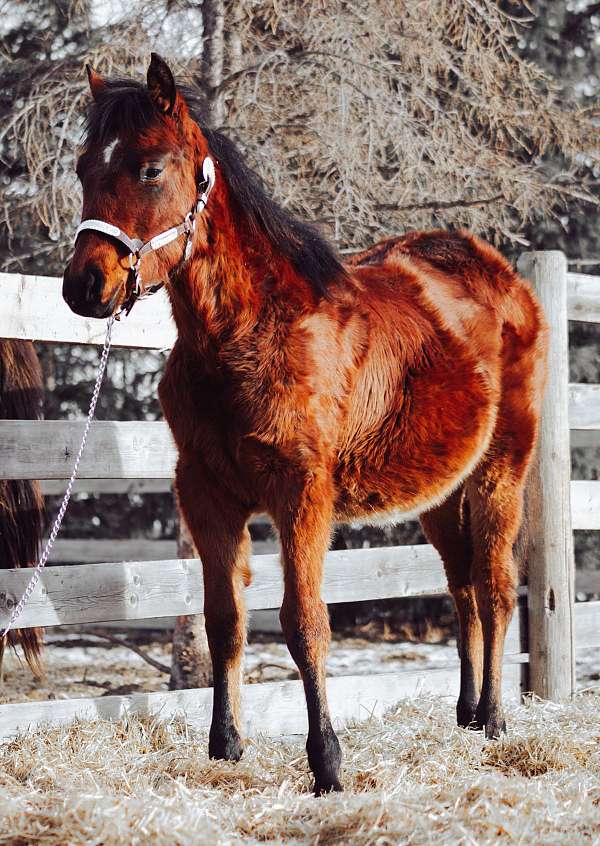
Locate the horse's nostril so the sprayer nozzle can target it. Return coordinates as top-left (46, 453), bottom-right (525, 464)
top-left (84, 264), bottom-right (105, 302)
top-left (63, 261), bottom-right (112, 318)
top-left (84, 274), bottom-right (95, 302)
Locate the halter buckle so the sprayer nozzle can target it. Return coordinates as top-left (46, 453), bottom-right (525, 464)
top-left (184, 212), bottom-right (196, 261)
top-left (115, 253), bottom-right (142, 319)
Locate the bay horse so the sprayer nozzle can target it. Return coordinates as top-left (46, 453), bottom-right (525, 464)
top-left (63, 54), bottom-right (547, 795)
top-left (0, 340), bottom-right (44, 679)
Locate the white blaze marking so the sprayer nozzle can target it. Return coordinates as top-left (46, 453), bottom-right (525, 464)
top-left (102, 138), bottom-right (119, 166)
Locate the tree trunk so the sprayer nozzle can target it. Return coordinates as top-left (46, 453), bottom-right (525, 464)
top-left (169, 0), bottom-right (227, 692)
top-left (169, 516), bottom-right (212, 690)
top-left (201, 0), bottom-right (226, 127)
top-left (226, 4), bottom-right (243, 75)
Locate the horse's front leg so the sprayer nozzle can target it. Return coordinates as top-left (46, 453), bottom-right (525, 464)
top-left (274, 472), bottom-right (342, 795)
top-left (176, 458), bottom-right (251, 761)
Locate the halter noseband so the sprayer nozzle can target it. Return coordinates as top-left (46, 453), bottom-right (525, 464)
top-left (74, 156), bottom-right (216, 317)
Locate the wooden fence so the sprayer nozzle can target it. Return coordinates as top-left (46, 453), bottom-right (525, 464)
top-left (0, 252), bottom-right (598, 741)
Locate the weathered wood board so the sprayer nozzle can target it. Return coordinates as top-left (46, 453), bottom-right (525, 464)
top-left (0, 664), bottom-right (523, 743)
top-left (0, 544), bottom-right (448, 630)
top-left (1, 385), bottom-right (599, 479)
top-left (566, 272), bottom-right (600, 324)
top-left (0, 273), bottom-right (176, 349)
top-left (0, 420), bottom-right (177, 479)
top-left (569, 383), bottom-right (600, 430)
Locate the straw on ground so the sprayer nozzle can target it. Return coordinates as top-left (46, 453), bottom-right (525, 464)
top-left (1, 694), bottom-right (598, 845)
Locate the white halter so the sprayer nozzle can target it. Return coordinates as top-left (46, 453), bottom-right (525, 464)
top-left (74, 157), bottom-right (216, 316)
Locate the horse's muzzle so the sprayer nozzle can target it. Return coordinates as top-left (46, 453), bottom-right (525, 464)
top-left (62, 262), bottom-right (120, 318)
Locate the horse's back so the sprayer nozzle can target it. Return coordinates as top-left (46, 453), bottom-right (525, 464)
top-left (348, 228), bottom-right (545, 396)
top-left (349, 229), bottom-right (513, 294)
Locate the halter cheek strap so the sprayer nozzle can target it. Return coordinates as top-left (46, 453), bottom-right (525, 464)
top-left (73, 156), bottom-right (216, 317)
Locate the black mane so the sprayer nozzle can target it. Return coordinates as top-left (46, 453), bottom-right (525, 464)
top-left (83, 79), bottom-right (348, 297)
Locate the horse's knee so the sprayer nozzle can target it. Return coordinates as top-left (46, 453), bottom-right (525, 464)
top-left (473, 558), bottom-right (517, 622)
top-left (205, 605), bottom-right (244, 651)
top-left (279, 596), bottom-right (330, 665)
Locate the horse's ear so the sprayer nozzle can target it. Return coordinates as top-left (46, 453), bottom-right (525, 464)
top-left (147, 53), bottom-right (176, 116)
top-left (86, 65), bottom-right (106, 100)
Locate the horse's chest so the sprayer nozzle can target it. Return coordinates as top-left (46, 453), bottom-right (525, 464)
top-left (159, 363), bottom-right (288, 496)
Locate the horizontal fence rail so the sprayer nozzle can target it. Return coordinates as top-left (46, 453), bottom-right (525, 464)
top-left (565, 272), bottom-right (600, 323)
top-left (0, 420), bottom-right (177, 479)
top-left (1, 549), bottom-right (597, 632)
top-left (1, 390), bottom-right (599, 480)
top-left (0, 272), bottom-right (598, 348)
top-left (0, 545), bottom-right (449, 630)
top-left (0, 665), bottom-right (525, 743)
top-left (0, 273), bottom-right (176, 349)
top-left (569, 383), bottom-right (600, 430)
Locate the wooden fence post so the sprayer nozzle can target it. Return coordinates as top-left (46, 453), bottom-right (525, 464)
top-left (517, 251), bottom-right (575, 701)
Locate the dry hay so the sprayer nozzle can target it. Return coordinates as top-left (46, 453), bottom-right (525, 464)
top-left (0, 694), bottom-right (599, 845)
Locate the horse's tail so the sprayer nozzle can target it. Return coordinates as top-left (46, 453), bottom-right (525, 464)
top-left (512, 479), bottom-right (531, 583)
top-left (0, 340), bottom-right (45, 678)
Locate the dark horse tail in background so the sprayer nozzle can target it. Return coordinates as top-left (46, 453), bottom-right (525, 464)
top-left (64, 55), bottom-right (548, 796)
top-left (0, 340), bottom-right (44, 678)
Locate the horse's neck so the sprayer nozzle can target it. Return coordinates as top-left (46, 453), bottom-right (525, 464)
top-left (168, 207), bottom-right (315, 364)
top-left (166, 245), bottom-right (280, 373)
top-left (167, 215), bottom-right (251, 343)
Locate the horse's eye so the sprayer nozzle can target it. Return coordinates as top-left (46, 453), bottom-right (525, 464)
top-left (140, 164), bottom-right (163, 183)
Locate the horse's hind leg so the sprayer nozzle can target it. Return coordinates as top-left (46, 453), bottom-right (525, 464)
top-left (466, 448), bottom-right (531, 739)
top-left (176, 458), bottom-right (251, 762)
top-left (420, 486), bottom-right (483, 728)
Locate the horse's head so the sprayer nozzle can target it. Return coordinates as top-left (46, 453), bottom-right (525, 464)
top-left (63, 54), bottom-right (213, 318)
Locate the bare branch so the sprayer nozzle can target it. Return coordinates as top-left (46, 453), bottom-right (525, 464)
top-left (81, 628), bottom-right (171, 675)
top-left (2, 0), bottom-right (599, 258)
top-left (378, 195), bottom-right (504, 213)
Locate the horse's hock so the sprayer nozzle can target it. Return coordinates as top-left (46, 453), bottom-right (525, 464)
top-left (0, 253), bottom-right (598, 739)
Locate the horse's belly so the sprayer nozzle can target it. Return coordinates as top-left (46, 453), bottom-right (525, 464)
top-left (334, 355), bottom-right (498, 523)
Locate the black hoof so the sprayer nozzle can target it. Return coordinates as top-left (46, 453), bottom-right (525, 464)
top-left (474, 703), bottom-right (507, 740)
top-left (313, 776), bottom-right (343, 797)
top-left (484, 716), bottom-right (507, 740)
top-left (307, 728), bottom-right (342, 797)
top-left (209, 726), bottom-right (244, 762)
top-left (456, 698), bottom-right (479, 729)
